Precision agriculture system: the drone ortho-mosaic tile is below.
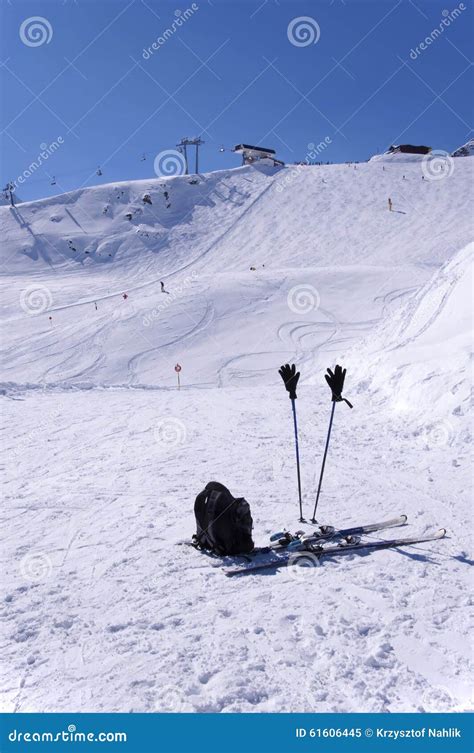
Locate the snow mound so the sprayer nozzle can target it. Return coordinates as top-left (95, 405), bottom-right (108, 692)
top-left (348, 243), bottom-right (473, 428)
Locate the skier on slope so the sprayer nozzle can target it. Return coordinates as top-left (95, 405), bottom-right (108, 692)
top-left (160, 281), bottom-right (170, 294)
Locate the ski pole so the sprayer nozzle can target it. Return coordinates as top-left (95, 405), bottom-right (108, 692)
top-left (291, 398), bottom-right (304, 522)
top-left (278, 363), bottom-right (304, 522)
top-left (311, 401), bottom-right (335, 523)
top-left (311, 365), bottom-right (353, 524)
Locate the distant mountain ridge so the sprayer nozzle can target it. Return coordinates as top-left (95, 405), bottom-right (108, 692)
top-left (452, 138), bottom-right (474, 157)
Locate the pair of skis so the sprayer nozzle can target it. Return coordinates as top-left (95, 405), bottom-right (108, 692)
top-left (244, 514), bottom-right (407, 557)
top-left (266, 513), bottom-right (408, 552)
top-left (225, 516), bottom-right (446, 577)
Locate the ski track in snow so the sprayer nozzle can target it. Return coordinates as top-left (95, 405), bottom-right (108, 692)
top-left (1, 390), bottom-right (472, 713)
top-left (1, 158), bottom-right (473, 713)
top-left (127, 299), bottom-right (215, 386)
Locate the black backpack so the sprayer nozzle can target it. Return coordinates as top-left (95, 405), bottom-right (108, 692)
top-left (193, 481), bottom-right (254, 555)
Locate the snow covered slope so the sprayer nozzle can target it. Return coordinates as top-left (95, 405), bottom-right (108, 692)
top-left (347, 242), bottom-right (473, 423)
top-left (1, 157), bottom-right (473, 714)
top-left (1, 158), bottom-right (472, 387)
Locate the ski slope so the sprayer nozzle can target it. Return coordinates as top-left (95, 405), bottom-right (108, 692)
top-left (2, 158), bottom-right (473, 388)
top-left (1, 155), bottom-right (473, 713)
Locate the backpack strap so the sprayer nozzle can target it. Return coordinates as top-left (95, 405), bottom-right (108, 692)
top-left (193, 486), bottom-right (213, 549)
top-left (203, 490), bottom-right (230, 555)
top-left (193, 483), bottom-right (231, 554)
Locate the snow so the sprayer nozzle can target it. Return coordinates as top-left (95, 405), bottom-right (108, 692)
top-left (369, 150), bottom-right (428, 163)
top-left (1, 156), bottom-right (473, 713)
top-left (347, 242), bottom-right (473, 423)
top-left (452, 138), bottom-right (474, 157)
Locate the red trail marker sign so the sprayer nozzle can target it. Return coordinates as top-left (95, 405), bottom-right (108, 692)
top-left (175, 363), bottom-right (182, 389)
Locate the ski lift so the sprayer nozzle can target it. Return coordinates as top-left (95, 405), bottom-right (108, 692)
top-left (140, 153), bottom-right (146, 161)
top-left (96, 167), bottom-right (102, 176)
top-left (50, 176), bottom-right (56, 186)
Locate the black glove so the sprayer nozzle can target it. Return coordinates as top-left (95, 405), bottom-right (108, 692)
top-left (279, 363), bottom-right (300, 400)
top-left (325, 365), bottom-right (353, 408)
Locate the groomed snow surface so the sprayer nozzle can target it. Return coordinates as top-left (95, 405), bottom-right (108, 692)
top-left (1, 155), bottom-right (473, 713)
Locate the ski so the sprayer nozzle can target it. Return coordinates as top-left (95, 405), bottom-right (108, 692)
top-left (263, 514), bottom-right (408, 553)
top-left (225, 528), bottom-right (446, 577)
top-left (182, 514), bottom-right (407, 558)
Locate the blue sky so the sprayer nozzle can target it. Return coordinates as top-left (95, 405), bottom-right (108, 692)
top-left (1, 0), bottom-right (472, 200)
